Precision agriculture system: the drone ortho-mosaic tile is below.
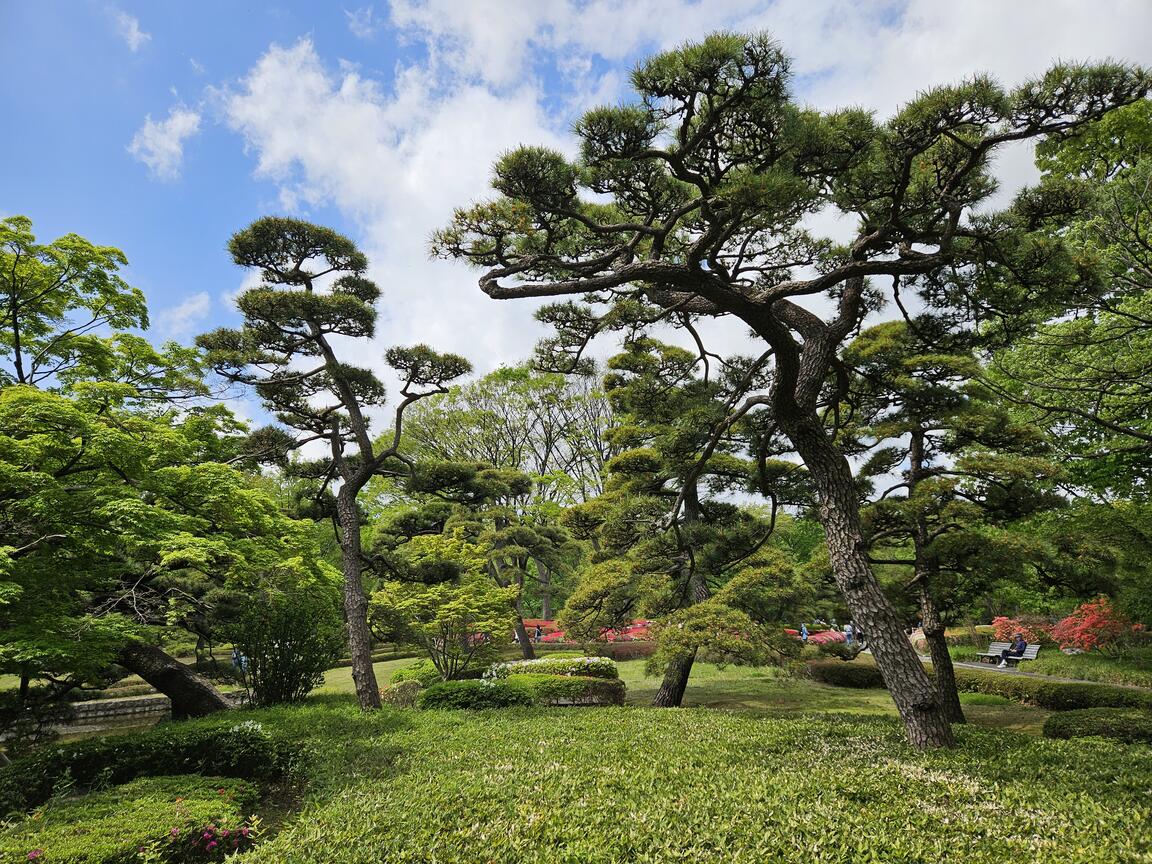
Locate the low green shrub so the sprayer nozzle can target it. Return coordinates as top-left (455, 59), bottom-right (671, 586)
top-left (807, 661), bottom-right (885, 689)
top-left (390, 659), bottom-right (442, 688)
top-left (951, 667), bottom-right (1152, 711)
top-left (487, 656), bottom-right (619, 680)
top-left (417, 679), bottom-right (535, 710)
top-left (510, 674), bottom-right (627, 706)
top-left (1043, 708), bottom-right (1152, 744)
top-left (0, 775), bottom-right (259, 863)
top-left (0, 722), bottom-right (302, 815)
top-left (583, 642), bottom-right (656, 662)
top-left (379, 680), bottom-right (423, 709)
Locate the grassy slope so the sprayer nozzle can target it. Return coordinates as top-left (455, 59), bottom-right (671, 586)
top-left (228, 701), bottom-right (1151, 864)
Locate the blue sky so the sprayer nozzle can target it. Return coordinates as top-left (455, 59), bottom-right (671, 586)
top-left (3, 1), bottom-right (1151, 390)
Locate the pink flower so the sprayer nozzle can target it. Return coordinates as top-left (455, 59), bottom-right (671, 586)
top-left (170, 827), bottom-right (180, 836)
top-left (27, 852), bottom-right (44, 861)
top-left (207, 840), bottom-right (218, 850)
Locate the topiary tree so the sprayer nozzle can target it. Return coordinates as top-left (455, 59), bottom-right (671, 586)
top-left (199, 217), bottom-right (471, 709)
top-left (433, 32), bottom-right (1149, 748)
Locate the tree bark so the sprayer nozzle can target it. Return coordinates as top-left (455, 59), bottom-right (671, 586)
top-left (906, 428), bottom-right (965, 724)
top-left (918, 586), bottom-right (966, 723)
top-left (117, 642), bottom-right (232, 719)
top-left (788, 421), bottom-right (955, 748)
top-left (652, 649), bottom-right (697, 707)
top-left (652, 484), bottom-right (709, 708)
top-left (538, 561), bottom-right (553, 620)
top-left (514, 615), bottom-right (537, 660)
top-left (336, 490), bottom-right (381, 710)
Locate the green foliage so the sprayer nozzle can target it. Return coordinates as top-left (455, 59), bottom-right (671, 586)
top-left (808, 661), bottom-right (886, 689)
top-left (370, 534), bottom-right (516, 680)
top-left (417, 674), bottom-right (625, 708)
top-left (1043, 708), bottom-right (1152, 744)
top-left (0, 775), bottom-right (257, 864)
top-left (949, 666), bottom-right (1152, 711)
top-left (378, 680), bottom-right (423, 709)
top-left (417, 679), bottom-right (535, 710)
top-left (0, 215), bottom-right (148, 387)
top-left (0, 723), bottom-right (302, 815)
top-left (486, 656), bottom-right (619, 680)
top-left (389, 660), bottom-right (443, 688)
top-left (240, 707), bottom-right (1152, 863)
top-left (509, 673), bottom-right (627, 706)
top-left (810, 658), bottom-right (1152, 711)
top-left (226, 585), bottom-right (345, 706)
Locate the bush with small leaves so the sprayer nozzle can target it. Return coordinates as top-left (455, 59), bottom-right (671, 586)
top-left (417, 679), bottom-right (535, 710)
top-left (379, 681), bottom-right (423, 709)
top-left (0, 775), bottom-right (258, 863)
top-left (486, 656), bottom-right (619, 680)
top-left (1043, 708), bottom-right (1152, 744)
top-left (0, 724), bottom-right (302, 815)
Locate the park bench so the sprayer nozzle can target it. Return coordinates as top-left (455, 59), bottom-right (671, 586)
top-left (976, 641), bottom-right (1041, 668)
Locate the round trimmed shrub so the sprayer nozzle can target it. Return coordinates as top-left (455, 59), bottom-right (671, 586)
top-left (391, 659), bottom-right (444, 688)
top-left (487, 656), bottom-right (619, 680)
top-left (417, 679), bottom-right (535, 710)
top-left (379, 680), bottom-right (423, 708)
top-left (1043, 708), bottom-right (1152, 744)
top-left (807, 661), bottom-right (885, 689)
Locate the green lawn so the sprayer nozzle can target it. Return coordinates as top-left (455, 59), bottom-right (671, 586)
top-left (217, 702), bottom-right (1146, 863)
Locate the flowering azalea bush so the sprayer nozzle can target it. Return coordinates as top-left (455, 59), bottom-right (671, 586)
top-left (1050, 597), bottom-right (1143, 653)
top-left (990, 616), bottom-right (1053, 645)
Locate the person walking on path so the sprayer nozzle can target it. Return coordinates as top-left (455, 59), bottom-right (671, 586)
top-left (844, 621), bottom-right (854, 647)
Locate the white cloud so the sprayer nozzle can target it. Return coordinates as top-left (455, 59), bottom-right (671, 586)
top-left (155, 291), bottom-right (212, 341)
top-left (128, 106), bottom-right (202, 180)
top-left (113, 10), bottom-right (151, 52)
top-left (216, 1), bottom-right (1152, 395)
top-left (345, 5), bottom-right (382, 40)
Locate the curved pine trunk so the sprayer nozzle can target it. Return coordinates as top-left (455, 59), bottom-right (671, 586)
top-left (919, 586), bottom-right (966, 724)
top-left (117, 642), bottom-right (232, 719)
top-left (791, 425), bottom-right (954, 749)
top-left (336, 491), bottom-right (381, 710)
top-left (652, 650), bottom-right (696, 707)
top-left (514, 616), bottom-right (536, 660)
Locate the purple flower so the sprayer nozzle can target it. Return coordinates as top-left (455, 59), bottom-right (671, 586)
top-left (27, 852), bottom-right (44, 861)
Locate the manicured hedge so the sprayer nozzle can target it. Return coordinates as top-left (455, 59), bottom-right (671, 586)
top-left (391, 659), bottom-right (442, 688)
top-left (807, 658), bottom-right (1152, 711)
top-left (0, 722), bottom-right (302, 815)
top-left (0, 775), bottom-right (258, 864)
top-left (512, 674), bottom-right (627, 706)
top-left (418, 679), bottom-right (535, 710)
top-left (807, 661), bottom-right (885, 689)
top-left (1043, 708), bottom-right (1152, 744)
top-left (487, 656), bottom-right (619, 680)
top-left (951, 667), bottom-right (1152, 711)
top-left (418, 674), bottom-right (626, 709)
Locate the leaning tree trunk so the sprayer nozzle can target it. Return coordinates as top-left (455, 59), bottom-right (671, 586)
top-left (513, 616), bottom-right (536, 660)
top-left (918, 585), bottom-right (966, 724)
top-left (652, 649), bottom-right (697, 707)
top-left (790, 423), bottom-right (954, 749)
top-left (336, 490), bottom-right (381, 710)
top-left (117, 642), bottom-right (232, 719)
top-left (652, 485), bottom-right (708, 708)
top-left (537, 561), bottom-right (553, 621)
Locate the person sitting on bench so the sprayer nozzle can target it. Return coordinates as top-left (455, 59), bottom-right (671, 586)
top-left (999, 633), bottom-right (1028, 668)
